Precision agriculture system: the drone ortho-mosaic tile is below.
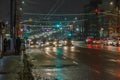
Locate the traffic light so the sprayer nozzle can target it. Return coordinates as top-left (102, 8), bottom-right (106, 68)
top-left (68, 33), bottom-right (72, 37)
top-left (95, 8), bottom-right (99, 14)
top-left (56, 24), bottom-right (60, 28)
top-left (68, 31), bottom-right (73, 38)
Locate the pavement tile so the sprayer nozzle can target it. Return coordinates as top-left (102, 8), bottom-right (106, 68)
top-left (0, 74), bottom-right (18, 80)
top-left (0, 55), bottom-right (21, 80)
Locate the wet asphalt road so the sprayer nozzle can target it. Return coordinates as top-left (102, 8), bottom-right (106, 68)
top-left (26, 43), bottom-right (120, 80)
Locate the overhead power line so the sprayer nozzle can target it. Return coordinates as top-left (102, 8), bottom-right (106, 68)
top-left (48, 0), bottom-right (64, 16)
top-left (24, 13), bottom-right (94, 16)
top-left (23, 11), bottom-right (111, 16)
top-left (21, 19), bottom-right (88, 23)
top-left (45, 0), bottom-right (61, 18)
top-left (44, 0), bottom-right (64, 21)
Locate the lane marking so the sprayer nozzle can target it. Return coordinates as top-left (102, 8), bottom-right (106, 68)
top-left (72, 61), bottom-right (78, 65)
top-left (63, 57), bottom-right (66, 59)
top-left (107, 59), bottom-right (117, 62)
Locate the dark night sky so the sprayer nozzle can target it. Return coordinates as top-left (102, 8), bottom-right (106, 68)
top-left (0, 0), bottom-right (10, 21)
top-left (0, 0), bottom-right (90, 21)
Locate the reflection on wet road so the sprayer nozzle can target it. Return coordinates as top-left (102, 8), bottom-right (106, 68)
top-left (27, 43), bottom-right (120, 80)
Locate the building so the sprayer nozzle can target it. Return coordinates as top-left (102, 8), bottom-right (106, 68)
top-left (83, 0), bottom-right (102, 39)
top-left (83, 0), bottom-right (120, 39)
top-left (98, 0), bottom-right (120, 38)
top-left (0, 21), bottom-right (7, 56)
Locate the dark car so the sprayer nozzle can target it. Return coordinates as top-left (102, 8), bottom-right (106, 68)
top-left (30, 39), bottom-right (39, 48)
top-left (63, 38), bottom-right (74, 46)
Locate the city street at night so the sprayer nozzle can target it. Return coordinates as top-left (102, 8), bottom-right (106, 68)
top-left (25, 43), bottom-right (120, 80)
top-left (0, 0), bottom-right (120, 80)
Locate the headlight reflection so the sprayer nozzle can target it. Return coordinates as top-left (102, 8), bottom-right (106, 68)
top-left (53, 47), bottom-right (57, 52)
top-left (63, 46), bottom-right (68, 50)
top-left (71, 46), bottom-right (75, 51)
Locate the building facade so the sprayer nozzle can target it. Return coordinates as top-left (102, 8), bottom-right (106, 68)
top-left (83, 0), bottom-right (102, 39)
top-left (83, 0), bottom-right (120, 39)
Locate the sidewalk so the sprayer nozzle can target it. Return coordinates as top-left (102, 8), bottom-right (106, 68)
top-left (0, 51), bottom-right (21, 80)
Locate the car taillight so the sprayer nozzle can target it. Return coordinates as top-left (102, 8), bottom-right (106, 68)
top-left (119, 41), bottom-right (120, 44)
top-left (88, 39), bottom-right (91, 41)
top-left (46, 42), bottom-right (49, 45)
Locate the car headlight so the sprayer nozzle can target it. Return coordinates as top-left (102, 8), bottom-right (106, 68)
top-left (30, 41), bottom-right (33, 44)
top-left (53, 41), bottom-right (56, 44)
top-left (46, 42), bottom-right (49, 45)
top-left (71, 40), bottom-right (74, 43)
top-left (36, 42), bottom-right (39, 44)
top-left (64, 41), bottom-right (67, 43)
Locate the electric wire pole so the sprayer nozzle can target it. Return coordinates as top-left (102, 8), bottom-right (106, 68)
top-left (10, 0), bottom-right (16, 53)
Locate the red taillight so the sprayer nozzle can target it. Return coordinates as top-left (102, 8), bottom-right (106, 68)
top-left (88, 38), bottom-right (92, 41)
top-left (119, 41), bottom-right (120, 44)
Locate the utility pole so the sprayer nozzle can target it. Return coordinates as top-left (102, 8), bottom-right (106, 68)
top-left (10, 0), bottom-right (16, 53)
top-left (117, 0), bottom-right (120, 27)
top-left (116, 0), bottom-right (120, 33)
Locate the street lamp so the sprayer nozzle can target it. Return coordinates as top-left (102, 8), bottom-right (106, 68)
top-left (22, 1), bottom-right (25, 4)
top-left (110, 1), bottom-right (113, 5)
top-left (19, 7), bottom-right (23, 11)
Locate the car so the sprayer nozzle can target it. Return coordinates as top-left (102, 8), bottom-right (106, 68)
top-left (44, 39), bottom-right (54, 47)
top-left (29, 40), bottom-right (40, 48)
top-left (104, 38), bottom-right (114, 46)
top-left (85, 36), bottom-right (94, 44)
top-left (112, 38), bottom-right (120, 46)
top-left (63, 38), bottom-right (74, 46)
top-left (53, 40), bottom-right (63, 47)
top-left (93, 40), bottom-right (102, 44)
top-left (52, 39), bottom-right (74, 47)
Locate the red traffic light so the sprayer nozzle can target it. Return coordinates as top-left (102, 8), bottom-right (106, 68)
top-left (95, 8), bottom-right (99, 14)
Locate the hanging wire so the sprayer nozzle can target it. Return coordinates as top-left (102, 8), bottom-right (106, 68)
top-left (46, 0), bottom-right (64, 18)
top-left (44, 0), bottom-right (61, 19)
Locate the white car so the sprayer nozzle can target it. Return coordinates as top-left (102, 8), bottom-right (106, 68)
top-left (112, 39), bottom-right (120, 46)
top-left (104, 39), bottom-right (114, 46)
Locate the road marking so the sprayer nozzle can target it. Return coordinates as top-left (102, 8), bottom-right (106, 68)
top-left (75, 50), bottom-right (80, 52)
top-left (72, 61), bottom-right (78, 65)
top-left (107, 59), bottom-right (117, 62)
top-left (63, 57), bottom-right (66, 59)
